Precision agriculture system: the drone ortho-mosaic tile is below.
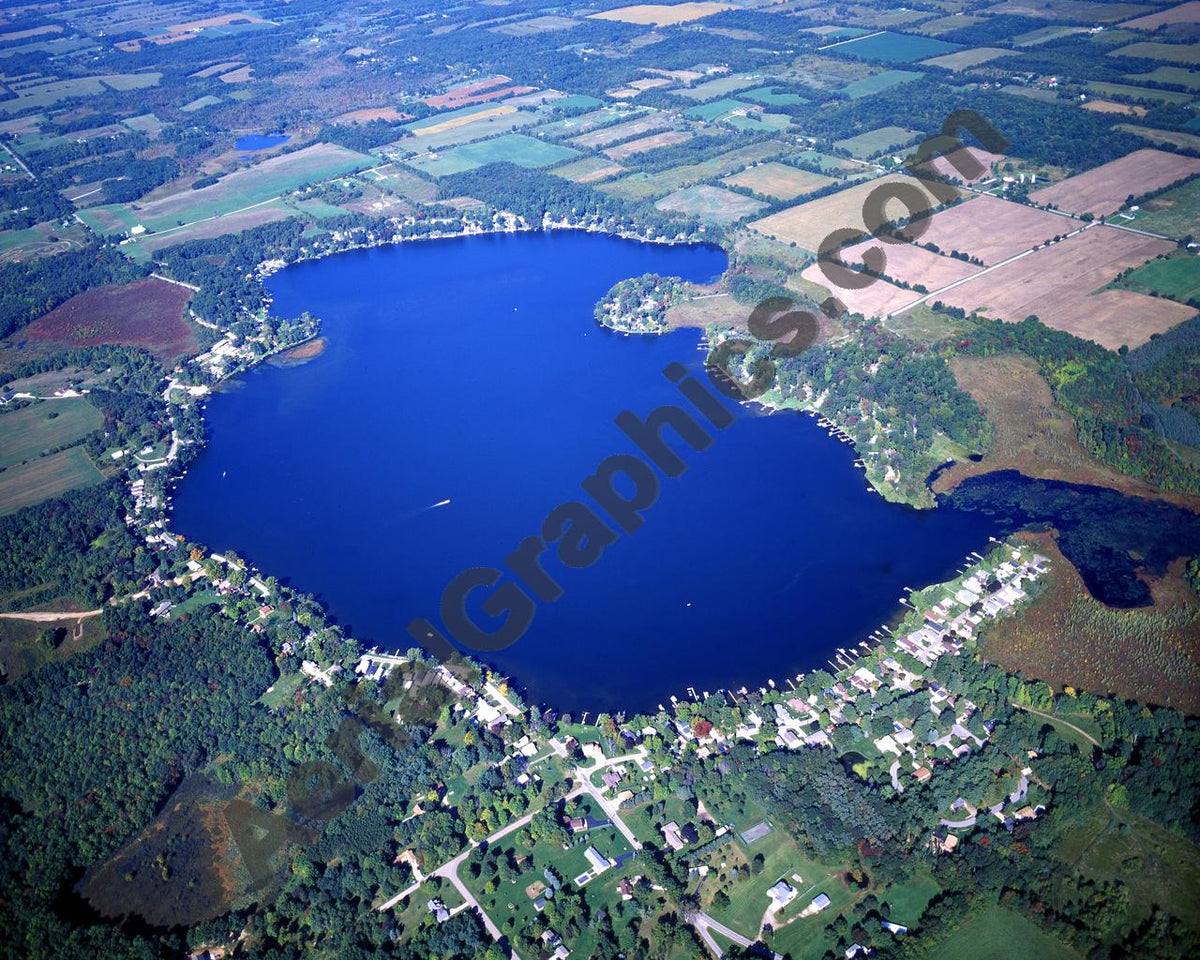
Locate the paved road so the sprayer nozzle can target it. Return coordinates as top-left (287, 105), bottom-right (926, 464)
top-left (574, 748), bottom-right (648, 851)
top-left (692, 910), bottom-right (782, 959)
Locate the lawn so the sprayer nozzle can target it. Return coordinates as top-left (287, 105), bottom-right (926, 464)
top-left (741, 86), bottom-right (808, 107)
top-left (927, 906), bottom-right (1080, 960)
top-left (1124, 252), bottom-right (1200, 302)
top-left (0, 446), bottom-right (104, 515)
top-left (654, 184), bottom-right (766, 224)
top-left (0, 399), bottom-right (102, 469)
top-left (1085, 80), bottom-right (1193, 104)
top-left (828, 31), bottom-right (961, 64)
top-left (685, 97), bottom-right (750, 121)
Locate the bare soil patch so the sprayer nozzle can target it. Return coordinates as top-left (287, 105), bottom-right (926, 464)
top-left (900, 194), bottom-right (1068, 265)
top-left (1029, 148), bottom-right (1200, 217)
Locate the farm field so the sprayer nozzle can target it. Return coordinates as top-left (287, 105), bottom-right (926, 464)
top-left (740, 86), bottom-right (807, 107)
top-left (1085, 80), bottom-right (1193, 103)
top-left (569, 112), bottom-right (671, 149)
top-left (654, 184), bottom-right (766, 224)
top-left (685, 97), bottom-right (749, 121)
top-left (409, 134), bottom-right (577, 178)
top-left (0, 73), bottom-right (161, 115)
top-left (673, 72), bottom-right (765, 101)
top-left (404, 103), bottom-right (516, 137)
top-left (722, 162), bottom-right (838, 201)
top-left (1115, 124), bottom-right (1200, 153)
top-left (1029, 148), bottom-right (1200, 217)
top-left (839, 237), bottom-right (982, 290)
top-left (0, 221), bottom-right (88, 263)
top-left (16, 278), bottom-right (198, 361)
top-left (551, 156), bottom-right (624, 183)
top-left (826, 31), bottom-right (961, 63)
top-left (79, 143), bottom-right (375, 236)
top-left (1122, 0), bottom-right (1200, 29)
top-left (537, 106), bottom-right (647, 140)
top-left (798, 261), bottom-right (921, 318)
top-left (833, 125), bottom-right (921, 158)
top-left (588, 2), bottom-right (733, 26)
top-left (750, 174), bottom-right (961, 252)
top-left (1124, 252), bottom-right (1200, 302)
top-left (493, 14), bottom-right (580, 36)
top-left (604, 130), bottom-right (692, 160)
top-left (900, 194), bottom-right (1068, 264)
top-left (723, 111), bottom-right (790, 134)
top-left (1082, 99), bottom-right (1147, 117)
top-left (1121, 176), bottom-right (1200, 238)
top-left (135, 203), bottom-right (295, 255)
top-left (841, 68), bottom-right (921, 99)
top-left (985, 0), bottom-right (1151, 20)
top-left (597, 141), bottom-right (788, 199)
top-left (1111, 40), bottom-right (1200, 64)
top-left (0, 447), bottom-right (104, 515)
top-left (0, 399), bottom-right (104, 469)
top-left (1125, 65), bottom-right (1200, 89)
top-left (933, 226), bottom-right (1193, 350)
top-left (422, 75), bottom-right (515, 109)
top-left (922, 47), bottom-right (1012, 70)
top-left (917, 13), bottom-right (985, 34)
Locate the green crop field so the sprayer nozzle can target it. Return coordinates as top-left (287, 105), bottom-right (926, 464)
top-left (927, 906), bottom-right (1081, 960)
top-left (77, 143), bottom-right (375, 236)
top-left (834, 125), bottom-right (922, 158)
top-left (841, 69), bottom-right (921, 99)
top-left (923, 47), bottom-right (1013, 71)
top-left (725, 111), bottom-right (791, 133)
top-left (685, 97), bottom-right (750, 121)
top-left (0, 399), bottom-right (103, 469)
top-left (0, 447), bottom-right (104, 515)
top-left (828, 31), bottom-right (960, 63)
top-left (674, 72), bottom-right (765, 101)
top-left (1112, 41), bottom-right (1200, 65)
top-left (405, 133), bottom-right (577, 177)
top-left (1125, 253), bottom-right (1200, 302)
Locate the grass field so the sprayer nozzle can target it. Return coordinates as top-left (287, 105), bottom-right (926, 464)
top-left (1125, 65), bottom-right (1200, 90)
top-left (1111, 41), bottom-right (1200, 64)
top-left (408, 133), bottom-right (577, 177)
top-left (740, 86), bottom-right (807, 107)
top-left (1115, 123), bottom-right (1200, 153)
top-left (0, 447), bottom-right (104, 515)
top-left (673, 72), bottom-right (765, 101)
top-left (923, 46), bottom-right (1013, 70)
top-left (0, 399), bottom-right (103, 469)
top-left (833, 125), bottom-right (922, 158)
top-left (1124, 252), bottom-right (1200, 302)
top-left (927, 906), bottom-right (1080, 960)
top-left (1030, 148), bottom-right (1200, 217)
top-left (723, 162), bottom-right (838, 201)
top-left (987, 0), bottom-right (1149, 20)
top-left (1085, 80), bottom-right (1193, 104)
top-left (405, 103), bottom-right (516, 137)
top-left (605, 130), bottom-right (692, 160)
top-left (654, 184), bottom-right (765, 224)
top-left (569, 111), bottom-right (671, 149)
top-left (597, 141), bottom-right (787, 200)
top-left (1123, 0), bottom-right (1200, 29)
top-left (827, 31), bottom-right (961, 63)
top-left (841, 68), bottom-right (921, 99)
top-left (685, 97), bottom-right (749, 121)
top-left (0, 612), bottom-right (107, 682)
top-left (80, 144), bottom-right (374, 237)
top-left (751, 173), bottom-right (959, 252)
top-left (1123, 176), bottom-right (1200, 239)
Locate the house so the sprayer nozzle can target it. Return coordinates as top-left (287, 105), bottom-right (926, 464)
top-left (767, 880), bottom-right (796, 908)
top-left (564, 815), bottom-right (587, 834)
top-left (913, 766), bottom-right (932, 783)
top-left (882, 921), bottom-right (908, 935)
top-left (661, 821), bottom-right (686, 851)
top-left (845, 944), bottom-right (870, 958)
top-left (584, 846), bottom-right (612, 874)
top-left (601, 769), bottom-right (623, 791)
top-left (426, 898), bottom-right (450, 923)
top-left (811, 892), bottom-right (831, 912)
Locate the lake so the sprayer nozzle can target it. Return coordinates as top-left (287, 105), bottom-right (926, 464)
top-left (171, 231), bottom-right (1031, 711)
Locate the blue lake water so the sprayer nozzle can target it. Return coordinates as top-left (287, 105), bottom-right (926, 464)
top-left (171, 231), bottom-right (1015, 711)
top-left (236, 133), bottom-right (290, 151)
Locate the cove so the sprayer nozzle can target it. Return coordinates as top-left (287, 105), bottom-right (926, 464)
top-left (171, 231), bottom-right (1017, 712)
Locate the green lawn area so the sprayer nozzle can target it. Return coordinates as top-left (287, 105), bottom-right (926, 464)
top-left (0, 399), bottom-right (103, 469)
top-left (741, 86), bottom-right (808, 107)
top-left (878, 869), bottom-right (940, 923)
top-left (828, 31), bottom-right (960, 64)
top-left (927, 905), bottom-right (1080, 960)
top-left (1085, 80), bottom-right (1193, 104)
top-left (166, 588), bottom-right (221, 621)
top-left (463, 793), bottom-right (635, 954)
top-left (685, 97), bottom-right (751, 121)
top-left (884, 302), bottom-right (970, 343)
top-left (1124, 252), bottom-right (1200, 302)
top-left (0, 446), bottom-right (104, 515)
top-left (258, 670), bottom-right (305, 709)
